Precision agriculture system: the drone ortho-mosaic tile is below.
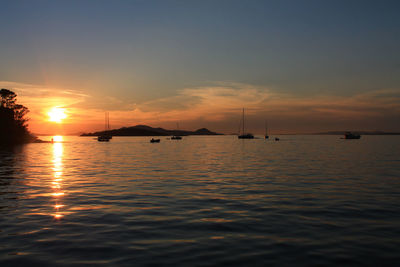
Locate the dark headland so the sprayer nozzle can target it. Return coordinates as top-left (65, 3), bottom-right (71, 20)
top-left (81, 125), bottom-right (223, 137)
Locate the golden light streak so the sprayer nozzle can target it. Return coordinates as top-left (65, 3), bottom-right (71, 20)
top-left (51, 139), bottom-right (65, 219)
top-left (52, 136), bottom-right (63, 142)
top-left (53, 214), bottom-right (64, 219)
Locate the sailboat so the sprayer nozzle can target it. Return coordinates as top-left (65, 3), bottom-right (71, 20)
top-left (265, 120), bottom-right (269, 139)
top-left (344, 132), bottom-right (361, 139)
top-left (171, 122), bottom-right (182, 140)
top-left (238, 108), bottom-right (254, 139)
top-left (98, 112), bottom-right (112, 142)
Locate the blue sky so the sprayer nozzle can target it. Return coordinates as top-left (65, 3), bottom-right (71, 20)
top-left (1, 0), bottom-right (399, 133)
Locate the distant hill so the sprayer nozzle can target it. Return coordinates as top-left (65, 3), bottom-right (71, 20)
top-left (80, 125), bottom-right (223, 137)
top-left (314, 131), bottom-right (400, 135)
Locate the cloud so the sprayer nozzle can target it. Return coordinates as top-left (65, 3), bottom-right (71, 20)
top-left (136, 82), bottom-right (273, 120)
top-left (0, 81), bottom-right (88, 111)
top-left (131, 83), bottom-right (400, 132)
top-left (1, 80), bottom-right (399, 134)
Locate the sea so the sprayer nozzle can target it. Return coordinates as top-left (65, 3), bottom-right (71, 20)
top-left (0, 135), bottom-right (399, 266)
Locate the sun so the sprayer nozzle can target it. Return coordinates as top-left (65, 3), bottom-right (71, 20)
top-left (48, 107), bottom-right (67, 123)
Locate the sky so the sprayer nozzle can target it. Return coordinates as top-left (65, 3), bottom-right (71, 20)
top-left (1, 0), bottom-right (399, 134)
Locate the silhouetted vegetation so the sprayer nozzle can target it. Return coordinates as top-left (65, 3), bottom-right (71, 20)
top-left (0, 89), bottom-right (35, 145)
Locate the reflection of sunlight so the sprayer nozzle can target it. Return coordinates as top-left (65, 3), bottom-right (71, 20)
top-left (53, 143), bottom-right (63, 160)
top-left (53, 214), bottom-right (64, 219)
top-left (53, 135), bottom-right (63, 142)
top-left (51, 139), bottom-right (65, 219)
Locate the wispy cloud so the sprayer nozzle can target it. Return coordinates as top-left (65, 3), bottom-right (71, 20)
top-left (0, 81), bottom-right (88, 133)
top-left (134, 83), bottom-right (400, 129)
top-left (1, 80), bottom-right (399, 134)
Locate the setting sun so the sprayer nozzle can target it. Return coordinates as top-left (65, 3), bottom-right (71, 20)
top-left (48, 107), bottom-right (67, 123)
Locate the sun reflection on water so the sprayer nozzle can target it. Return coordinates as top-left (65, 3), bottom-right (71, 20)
top-left (53, 135), bottom-right (63, 142)
top-left (52, 138), bottom-right (64, 219)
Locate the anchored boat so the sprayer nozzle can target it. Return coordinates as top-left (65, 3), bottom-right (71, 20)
top-left (238, 108), bottom-right (254, 139)
top-left (344, 132), bottom-right (361, 139)
top-left (98, 112), bottom-right (112, 142)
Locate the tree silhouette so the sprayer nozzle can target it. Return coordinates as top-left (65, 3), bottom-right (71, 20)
top-left (0, 89), bottom-right (17, 108)
top-left (0, 89), bottom-right (34, 145)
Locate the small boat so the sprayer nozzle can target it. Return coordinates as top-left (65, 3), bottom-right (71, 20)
top-left (98, 136), bottom-right (111, 142)
top-left (238, 134), bottom-right (254, 139)
top-left (150, 138), bottom-right (160, 143)
top-left (344, 132), bottom-right (361, 139)
top-left (238, 108), bottom-right (254, 139)
top-left (98, 112), bottom-right (112, 142)
top-left (265, 120), bottom-right (269, 139)
top-left (171, 123), bottom-right (183, 140)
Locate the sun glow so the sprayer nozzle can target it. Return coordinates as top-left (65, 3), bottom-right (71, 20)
top-left (52, 135), bottom-right (63, 142)
top-left (48, 107), bottom-right (67, 123)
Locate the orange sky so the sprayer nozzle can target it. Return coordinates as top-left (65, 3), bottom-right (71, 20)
top-left (3, 80), bottom-right (399, 135)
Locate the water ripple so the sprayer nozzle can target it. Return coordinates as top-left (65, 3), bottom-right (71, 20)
top-left (0, 135), bottom-right (399, 266)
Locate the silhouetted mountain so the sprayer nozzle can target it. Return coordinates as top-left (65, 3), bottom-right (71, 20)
top-left (314, 131), bottom-right (400, 135)
top-left (81, 125), bottom-right (222, 137)
top-left (192, 128), bottom-right (219, 135)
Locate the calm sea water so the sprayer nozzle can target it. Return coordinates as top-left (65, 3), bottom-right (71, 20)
top-left (0, 135), bottom-right (399, 266)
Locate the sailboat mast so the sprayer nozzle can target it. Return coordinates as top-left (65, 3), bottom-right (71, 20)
top-left (104, 112), bottom-right (110, 131)
top-left (242, 108), bottom-right (245, 135)
top-left (107, 112), bottom-right (110, 130)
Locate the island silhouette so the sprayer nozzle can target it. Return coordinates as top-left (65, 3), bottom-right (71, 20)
top-left (81, 125), bottom-right (223, 137)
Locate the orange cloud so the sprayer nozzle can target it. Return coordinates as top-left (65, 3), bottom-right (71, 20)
top-left (2, 80), bottom-right (399, 134)
top-left (131, 83), bottom-right (400, 133)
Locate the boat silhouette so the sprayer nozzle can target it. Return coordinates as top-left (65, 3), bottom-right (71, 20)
top-left (344, 132), bottom-right (361, 139)
top-left (98, 112), bottom-right (112, 142)
top-left (238, 108), bottom-right (254, 139)
top-left (171, 123), bottom-right (183, 140)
